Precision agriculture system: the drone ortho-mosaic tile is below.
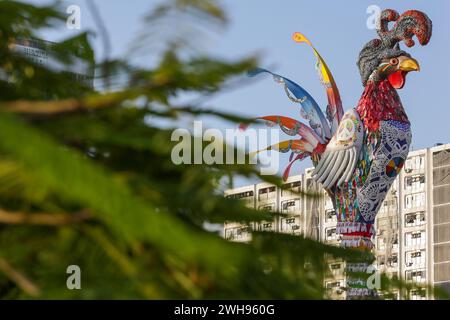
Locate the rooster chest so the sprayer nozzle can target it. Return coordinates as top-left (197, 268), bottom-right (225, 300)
top-left (356, 80), bottom-right (409, 132)
top-left (355, 119), bottom-right (412, 223)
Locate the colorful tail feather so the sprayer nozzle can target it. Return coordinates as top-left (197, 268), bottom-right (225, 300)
top-left (283, 153), bottom-right (309, 181)
top-left (249, 139), bottom-right (313, 159)
top-left (292, 32), bottom-right (344, 134)
top-left (248, 68), bottom-right (331, 140)
top-left (245, 33), bottom-right (343, 180)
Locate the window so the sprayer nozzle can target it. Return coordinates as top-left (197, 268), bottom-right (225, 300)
top-left (280, 216), bottom-right (301, 234)
top-left (326, 228), bottom-right (338, 242)
top-left (405, 269), bottom-right (426, 283)
top-left (405, 212), bottom-right (426, 227)
top-left (410, 289), bottom-right (427, 300)
top-left (256, 204), bottom-right (275, 232)
top-left (329, 263), bottom-right (342, 276)
top-left (378, 254), bottom-right (398, 268)
top-left (405, 156), bottom-right (425, 172)
top-left (330, 263), bottom-right (341, 270)
top-left (325, 280), bottom-right (344, 296)
top-left (388, 254), bottom-right (398, 267)
top-left (259, 204), bottom-right (275, 212)
top-left (226, 191), bottom-right (254, 200)
top-left (224, 226), bottom-right (251, 241)
top-left (262, 222), bottom-right (273, 230)
top-left (325, 281), bottom-right (343, 289)
top-left (404, 192), bottom-right (425, 210)
top-left (255, 221), bottom-right (274, 232)
top-left (258, 186), bottom-right (276, 200)
top-left (286, 217), bottom-right (295, 224)
top-left (281, 181), bottom-right (301, 197)
top-left (281, 199), bottom-right (300, 213)
top-left (405, 250), bottom-right (426, 268)
top-left (325, 209), bottom-right (337, 222)
top-left (405, 231), bottom-right (426, 248)
top-left (404, 175), bottom-right (425, 192)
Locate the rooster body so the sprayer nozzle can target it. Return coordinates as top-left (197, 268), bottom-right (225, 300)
top-left (248, 9), bottom-right (432, 251)
top-left (319, 82), bottom-right (412, 248)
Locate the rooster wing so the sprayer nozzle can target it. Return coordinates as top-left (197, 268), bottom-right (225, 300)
top-left (312, 109), bottom-right (364, 189)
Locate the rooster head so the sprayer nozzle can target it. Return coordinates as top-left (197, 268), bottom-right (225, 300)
top-left (357, 9), bottom-right (432, 89)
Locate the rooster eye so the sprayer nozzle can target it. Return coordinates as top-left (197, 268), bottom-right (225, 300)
top-left (389, 58), bottom-right (399, 66)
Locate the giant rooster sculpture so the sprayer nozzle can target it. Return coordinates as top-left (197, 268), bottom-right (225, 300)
top-left (244, 9), bottom-right (432, 296)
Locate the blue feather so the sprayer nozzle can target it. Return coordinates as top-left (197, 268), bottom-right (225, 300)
top-left (248, 68), bottom-right (331, 140)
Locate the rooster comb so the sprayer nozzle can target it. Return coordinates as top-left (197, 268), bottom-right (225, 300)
top-left (377, 9), bottom-right (432, 48)
top-left (357, 9), bottom-right (432, 85)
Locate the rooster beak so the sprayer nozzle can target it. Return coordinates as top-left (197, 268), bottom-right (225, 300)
top-left (399, 57), bottom-right (420, 72)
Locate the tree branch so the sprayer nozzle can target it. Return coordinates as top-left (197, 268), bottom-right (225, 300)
top-left (0, 258), bottom-right (41, 297)
top-left (1, 99), bottom-right (85, 114)
top-left (0, 209), bottom-right (92, 226)
top-left (0, 91), bottom-right (138, 115)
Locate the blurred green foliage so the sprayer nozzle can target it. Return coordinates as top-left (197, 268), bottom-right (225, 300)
top-left (0, 0), bottom-right (442, 300)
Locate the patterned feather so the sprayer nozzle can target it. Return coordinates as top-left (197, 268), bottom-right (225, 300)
top-left (292, 32), bottom-right (344, 134)
top-left (248, 68), bottom-right (331, 140)
top-left (242, 115), bottom-right (325, 147)
top-left (249, 139), bottom-right (314, 159)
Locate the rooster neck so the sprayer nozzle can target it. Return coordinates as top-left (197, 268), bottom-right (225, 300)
top-left (356, 79), bottom-right (409, 132)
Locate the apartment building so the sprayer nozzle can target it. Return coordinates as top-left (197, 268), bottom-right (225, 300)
top-left (224, 142), bottom-right (450, 299)
top-left (9, 38), bottom-right (94, 87)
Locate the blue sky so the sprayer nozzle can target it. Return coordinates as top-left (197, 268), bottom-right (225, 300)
top-left (30, 0), bottom-right (450, 185)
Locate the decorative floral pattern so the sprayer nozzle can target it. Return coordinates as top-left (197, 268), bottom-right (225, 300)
top-left (357, 119), bottom-right (411, 222)
top-left (333, 79), bottom-right (412, 242)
